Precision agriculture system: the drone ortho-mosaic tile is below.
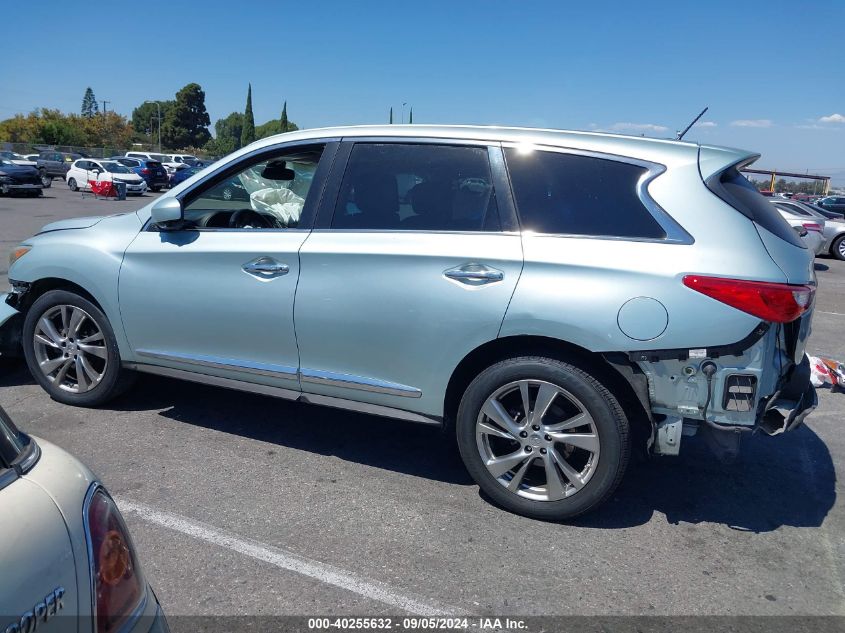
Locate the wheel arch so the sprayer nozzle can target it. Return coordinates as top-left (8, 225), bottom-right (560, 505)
top-left (443, 335), bottom-right (653, 449)
top-left (17, 277), bottom-right (106, 315)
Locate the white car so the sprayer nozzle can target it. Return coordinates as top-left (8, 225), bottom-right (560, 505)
top-left (775, 206), bottom-right (825, 255)
top-left (0, 405), bottom-right (168, 633)
top-left (124, 152), bottom-right (184, 177)
top-left (66, 159), bottom-right (148, 195)
top-left (166, 153), bottom-right (203, 167)
top-left (0, 151), bottom-right (37, 168)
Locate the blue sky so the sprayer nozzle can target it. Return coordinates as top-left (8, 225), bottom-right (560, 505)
top-left (4, 0), bottom-right (844, 182)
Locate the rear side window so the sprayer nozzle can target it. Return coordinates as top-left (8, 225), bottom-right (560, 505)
top-left (332, 144), bottom-right (502, 232)
top-left (504, 149), bottom-right (666, 239)
top-left (707, 168), bottom-right (804, 247)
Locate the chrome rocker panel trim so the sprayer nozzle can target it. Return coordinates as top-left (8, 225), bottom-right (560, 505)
top-left (299, 368), bottom-right (422, 398)
top-left (125, 363), bottom-right (440, 427)
top-left (136, 349), bottom-right (299, 379)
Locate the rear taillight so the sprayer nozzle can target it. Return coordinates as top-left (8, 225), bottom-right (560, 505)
top-left (85, 486), bottom-right (145, 633)
top-left (683, 275), bottom-right (814, 323)
top-left (140, 168), bottom-right (150, 174)
top-left (802, 222), bottom-right (822, 233)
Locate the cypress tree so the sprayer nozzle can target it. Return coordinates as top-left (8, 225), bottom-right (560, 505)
top-left (389, 107), bottom-right (393, 124)
top-left (81, 87), bottom-right (98, 118)
top-left (241, 83), bottom-right (256, 146)
top-left (280, 101), bottom-right (289, 133)
top-left (409, 107), bottom-right (413, 124)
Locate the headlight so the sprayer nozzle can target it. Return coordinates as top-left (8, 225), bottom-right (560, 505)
top-left (9, 246), bottom-right (31, 267)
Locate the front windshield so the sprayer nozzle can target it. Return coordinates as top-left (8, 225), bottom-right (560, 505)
top-left (102, 162), bottom-right (131, 174)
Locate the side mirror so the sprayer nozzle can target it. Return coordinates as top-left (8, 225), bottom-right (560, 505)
top-left (151, 197), bottom-right (183, 226)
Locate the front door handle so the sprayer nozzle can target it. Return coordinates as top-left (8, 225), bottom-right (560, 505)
top-left (243, 256), bottom-right (289, 279)
top-left (444, 264), bottom-right (504, 285)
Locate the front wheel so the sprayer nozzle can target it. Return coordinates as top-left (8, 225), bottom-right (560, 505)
top-left (456, 356), bottom-right (630, 520)
top-left (39, 171), bottom-right (52, 188)
top-left (831, 235), bottom-right (845, 261)
top-left (22, 290), bottom-right (135, 407)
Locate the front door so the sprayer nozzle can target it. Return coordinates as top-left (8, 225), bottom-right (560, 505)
top-left (295, 141), bottom-right (523, 419)
top-left (119, 142), bottom-right (334, 392)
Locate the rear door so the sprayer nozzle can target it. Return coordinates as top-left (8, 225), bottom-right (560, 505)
top-left (295, 140), bottom-right (522, 419)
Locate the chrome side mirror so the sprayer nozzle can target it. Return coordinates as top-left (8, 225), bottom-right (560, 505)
top-left (150, 197), bottom-right (183, 227)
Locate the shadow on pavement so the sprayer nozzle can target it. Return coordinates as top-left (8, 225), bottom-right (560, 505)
top-left (1, 361), bottom-right (835, 530)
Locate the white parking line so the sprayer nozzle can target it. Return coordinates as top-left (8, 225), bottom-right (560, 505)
top-left (116, 497), bottom-right (463, 616)
top-left (818, 311), bottom-right (845, 317)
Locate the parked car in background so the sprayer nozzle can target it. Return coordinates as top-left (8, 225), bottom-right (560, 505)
top-left (166, 154), bottom-right (206, 168)
top-left (772, 198), bottom-right (845, 260)
top-left (110, 157), bottom-right (169, 192)
top-left (0, 151), bottom-right (37, 167)
top-left (0, 158), bottom-right (43, 197)
top-left (167, 165), bottom-right (203, 188)
top-left (65, 159), bottom-right (148, 195)
top-left (35, 151), bottom-right (81, 188)
top-left (0, 404), bottom-right (169, 633)
top-left (0, 125), bottom-right (818, 520)
top-left (22, 153), bottom-right (41, 162)
top-left (125, 152), bottom-right (185, 177)
top-left (806, 203), bottom-right (845, 222)
top-left (816, 196), bottom-right (845, 214)
top-left (772, 202), bottom-right (825, 255)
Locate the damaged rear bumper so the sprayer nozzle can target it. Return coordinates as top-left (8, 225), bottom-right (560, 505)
top-left (758, 355), bottom-right (817, 435)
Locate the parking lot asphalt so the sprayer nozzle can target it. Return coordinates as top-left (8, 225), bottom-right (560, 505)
top-left (1, 184), bottom-right (844, 616)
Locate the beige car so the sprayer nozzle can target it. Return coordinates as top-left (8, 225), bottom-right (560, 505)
top-left (0, 405), bottom-right (168, 633)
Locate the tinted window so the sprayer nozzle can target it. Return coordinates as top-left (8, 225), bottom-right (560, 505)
top-left (332, 144), bottom-right (501, 231)
top-left (775, 202), bottom-right (812, 217)
top-left (504, 149), bottom-right (665, 238)
top-left (708, 168), bottom-right (804, 248)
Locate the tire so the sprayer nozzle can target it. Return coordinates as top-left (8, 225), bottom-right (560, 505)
top-left (456, 356), bottom-right (630, 520)
top-left (151, 186), bottom-right (161, 192)
top-left (22, 290), bottom-right (135, 407)
top-left (39, 171), bottom-right (52, 188)
top-left (67, 178), bottom-right (78, 192)
top-left (831, 235), bottom-right (845, 261)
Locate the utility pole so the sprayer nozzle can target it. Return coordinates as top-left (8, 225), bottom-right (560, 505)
top-left (401, 102), bottom-right (407, 124)
top-left (145, 100), bottom-right (162, 152)
top-left (101, 100), bottom-right (110, 115)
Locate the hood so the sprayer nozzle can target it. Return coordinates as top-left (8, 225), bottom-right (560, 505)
top-left (10, 159), bottom-right (37, 167)
top-left (38, 215), bottom-right (111, 233)
top-left (108, 173), bottom-right (144, 183)
top-left (0, 164), bottom-right (39, 177)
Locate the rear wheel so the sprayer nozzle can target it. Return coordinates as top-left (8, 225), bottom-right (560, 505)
top-left (456, 356), bottom-right (629, 520)
top-left (151, 185), bottom-right (161, 192)
top-left (832, 235), bottom-right (845, 261)
top-left (23, 290), bottom-right (135, 407)
top-left (68, 178), bottom-right (78, 192)
top-left (39, 170), bottom-right (52, 188)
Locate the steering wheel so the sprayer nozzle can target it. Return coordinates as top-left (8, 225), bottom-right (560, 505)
top-left (229, 209), bottom-right (273, 229)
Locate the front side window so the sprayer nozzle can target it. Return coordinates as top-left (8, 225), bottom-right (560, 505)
top-left (181, 144), bottom-right (325, 229)
top-left (331, 143), bottom-right (501, 231)
top-left (504, 148), bottom-right (666, 239)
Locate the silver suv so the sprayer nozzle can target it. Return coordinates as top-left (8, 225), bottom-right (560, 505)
top-left (1, 125), bottom-right (817, 520)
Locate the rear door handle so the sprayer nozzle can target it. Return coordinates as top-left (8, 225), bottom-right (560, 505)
top-left (444, 264), bottom-right (504, 285)
top-left (243, 256), bottom-right (289, 279)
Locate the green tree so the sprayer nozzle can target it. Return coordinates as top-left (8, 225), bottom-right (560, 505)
top-left (131, 100), bottom-right (174, 140)
top-left (241, 84), bottom-right (255, 146)
top-left (389, 107), bottom-right (393, 124)
top-left (409, 107), bottom-right (413, 124)
top-left (205, 111), bottom-right (244, 156)
top-left (81, 87), bottom-right (98, 118)
top-left (161, 83), bottom-right (211, 149)
top-left (280, 101), bottom-right (290, 133)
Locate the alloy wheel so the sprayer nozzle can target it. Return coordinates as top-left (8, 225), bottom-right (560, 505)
top-left (838, 238), bottom-right (845, 259)
top-left (476, 379), bottom-right (600, 502)
top-left (32, 305), bottom-right (108, 393)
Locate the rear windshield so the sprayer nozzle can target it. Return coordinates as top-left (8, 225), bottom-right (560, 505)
top-left (147, 161), bottom-right (163, 168)
top-left (707, 167), bottom-right (804, 248)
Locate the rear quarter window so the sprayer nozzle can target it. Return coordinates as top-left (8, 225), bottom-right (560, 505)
top-left (503, 148), bottom-right (666, 239)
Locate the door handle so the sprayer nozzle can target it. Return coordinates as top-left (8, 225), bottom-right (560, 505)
top-left (444, 264), bottom-right (504, 285)
top-left (243, 256), bottom-right (289, 279)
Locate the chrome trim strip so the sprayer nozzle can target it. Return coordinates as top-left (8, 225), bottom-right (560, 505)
top-left (125, 363), bottom-right (440, 426)
top-left (300, 368), bottom-right (422, 398)
top-left (127, 363), bottom-right (302, 401)
top-left (136, 349), bottom-right (299, 379)
top-left (300, 393), bottom-right (441, 426)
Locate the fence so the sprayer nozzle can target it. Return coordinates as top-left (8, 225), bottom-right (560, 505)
top-left (1, 141), bottom-right (210, 161)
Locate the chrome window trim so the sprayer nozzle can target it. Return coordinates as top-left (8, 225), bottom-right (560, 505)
top-left (125, 363), bottom-right (439, 426)
top-left (340, 135), bottom-right (498, 147)
top-left (500, 141), bottom-right (694, 245)
top-left (136, 349), bottom-right (298, 379)
top-left (309, 229), bottom-right (521, 236)
top-left (300, 368), bottom-right (422, 398)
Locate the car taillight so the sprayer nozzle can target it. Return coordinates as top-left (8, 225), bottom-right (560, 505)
top-left (85, 487), bottom-right (145, 633)
top-left (802, 222), bottom-right (822, 233)
top-left (140, 168), bottom-right (150, 174)
top-left (683, 275), bottom-right (814, 323)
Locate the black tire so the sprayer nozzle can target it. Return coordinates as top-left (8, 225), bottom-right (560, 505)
top-left (22, 290), bottom-right (135, 407)
top-left (151, 186), bottom-right (161, 192)
top-left (456, 356), bottom-right (630, 521)
top-left (39, 170), bottom-right (52, 188)
top-left (67, 178), bottom-right (78, 192)
top-left (831, 235), bottom-right (845, 261)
